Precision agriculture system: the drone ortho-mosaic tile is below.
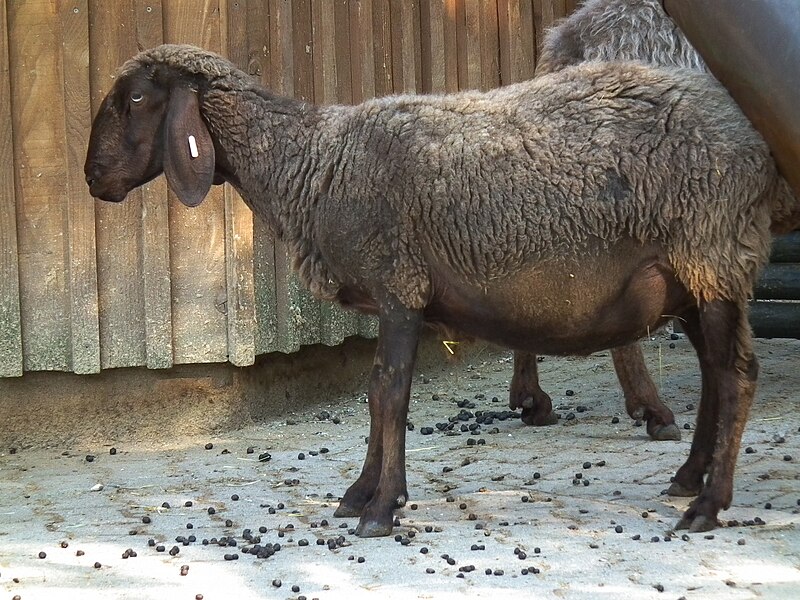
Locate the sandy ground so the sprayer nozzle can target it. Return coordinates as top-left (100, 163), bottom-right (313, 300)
top-left (1, 332), bottom-right (799, 600)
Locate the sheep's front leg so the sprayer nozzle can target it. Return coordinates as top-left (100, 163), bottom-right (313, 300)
top-left (335, 302), bottom-right (422, 537)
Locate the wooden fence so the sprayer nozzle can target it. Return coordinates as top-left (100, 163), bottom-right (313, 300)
top-left (0, 0), bottom-right (580, 377)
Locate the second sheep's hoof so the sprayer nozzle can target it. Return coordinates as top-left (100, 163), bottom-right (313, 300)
top-left (676, 514), bottom-right (719, 533)
top-left (648, 423), bottom-right (681, 441)
top-left (520, 409), bottom-right (559, 427)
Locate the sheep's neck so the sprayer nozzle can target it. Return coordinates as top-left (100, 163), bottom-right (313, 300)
top-left (202, 87), bottom-right (328, 242)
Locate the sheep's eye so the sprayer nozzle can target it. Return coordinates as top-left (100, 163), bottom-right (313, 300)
top-left (131, 92), bottom-right (144, 104)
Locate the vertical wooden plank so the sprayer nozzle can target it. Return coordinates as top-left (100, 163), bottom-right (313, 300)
top-left (89, 0), bottom-right (148, 370)
top-left (420, 0), bottom-right (459, 94)
top-left (463, 0), bottom-right (482, 89)
top-left (0, 0), bottom-right (23, 377)
top-left (265, 0), bottom-right (313, 353)
top-left (292, 0), bottom-right (314, 102)
top-left (349, 0), bottom-right (375, 102)
top-left (219, 0), bottom-right (256, 367)
top-left (290, 0), bottom-right (325, 348)
top-left (497, 0), bottom-right (512, 84)
top-left (60, 0), bottom-right (100, 374)
top-left (310, 0), bottom-right (360, 345)
top-left (420, 0), bottom-right (437, 93)
top-left (163, 0), bottom-right (229, 364)
top-left (390, 0), bottom-right (421, 93)
top-left (480, 0), bottom-right (500, 90)
top-left (8, 1), bottom-right (71, 372)
top-left (498, 0), bottom-right (535, 84)
top-left (332, 0), bottom-right (352, 103)
top-left (250, 0), bottom-right (280, 355)
top-left (312, 0), bottom-right (337, 103)
top-left (349, 0), bottom-right (380, 341)
top-left (454, 0), bottom-right (468, 89)
top-left (133, 0), bottom-right (174, 369)
top-left (266, 0), bottom-right (293, 354)
top-left (372, 0), bottom-right (393, 96)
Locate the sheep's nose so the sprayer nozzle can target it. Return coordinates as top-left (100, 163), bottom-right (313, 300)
top-left (85, 175), bottom-right (95, 187)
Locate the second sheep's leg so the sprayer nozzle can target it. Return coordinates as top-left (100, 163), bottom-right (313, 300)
top-left (509, 351), bottom-right (558, 425)
top-left (337, 299), bottom-right (423, 537)
top-left (673, 301), bottom-right (758, 532)
top-left (511, 345), bottom-right (680, 440)
top-left (611, 343), bottom-right (681, 440)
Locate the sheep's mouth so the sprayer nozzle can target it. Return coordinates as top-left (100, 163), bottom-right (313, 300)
top-left (86, 169), bottom-right (163, 203)
top-left (87, 178), bottom-right (128, 203)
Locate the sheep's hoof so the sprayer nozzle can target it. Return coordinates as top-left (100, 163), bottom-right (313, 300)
top-left (667, 481), bottom-right (701, 497)
top-left (676, 514), bottom-right (718, 532)
top-left (334, 502), bottom-right (362, 518)
top-left (521, 410), bottom-right (559, 427)
top-left (649, 423), bottom-right (681, 441)
top-left (355, 517), bottom-right (394, 538)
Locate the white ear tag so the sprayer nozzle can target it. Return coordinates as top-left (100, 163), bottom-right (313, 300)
top-left (188, 135), bottom-right (199, 158)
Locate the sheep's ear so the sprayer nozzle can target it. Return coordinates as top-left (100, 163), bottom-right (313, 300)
top-left (163, 86), bottom-right (215, 207)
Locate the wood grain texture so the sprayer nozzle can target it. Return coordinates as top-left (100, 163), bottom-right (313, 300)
top-left (4, 1), bottom-right (594, 376)
top-left (220, 0), bottom-right (256, 366)
top-left (60, 0), bottom-right (100, 374)
top-left (372, 0), bottom-right (393, 96)
top-left (312, 0), bottom-right (338, 104)
top-left (133, 0), bottom-right (174, 369)
top-left (90, 0), bottom-right (148, 369)
top-left (463, 0), bottom-right (482, 89)
top-left (349, 0), bottom-right (376, 102)
top-left (8, 0), bottom-right (71, 371)
top-left (0, 0), bottom-right (23, 377)
top-left (480, 0), bottom-right (500, 90)
top-left (390, 0), bottom-right (420, 93)
top-left (163, 0), bottom-right (229, 364)
top-left (498, 0), bottom-right (535, 84)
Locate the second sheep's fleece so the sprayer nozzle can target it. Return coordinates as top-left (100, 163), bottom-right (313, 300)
top-left (535, 0), bottom-right (706, 75)
top-left (512, 0), bottom-right (709, 437)
top-left (85, 45), bottom-right (795, 537)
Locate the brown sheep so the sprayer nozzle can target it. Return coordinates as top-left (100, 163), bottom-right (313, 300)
top-left (85, 44), bottom-right (794, 536)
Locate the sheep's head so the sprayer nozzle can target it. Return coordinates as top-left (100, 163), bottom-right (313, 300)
top-left (84, 46), bottom-right (220, 207)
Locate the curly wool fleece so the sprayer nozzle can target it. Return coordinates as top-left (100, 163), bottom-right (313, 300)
top-left (124, 46), bottom-right (788, 311)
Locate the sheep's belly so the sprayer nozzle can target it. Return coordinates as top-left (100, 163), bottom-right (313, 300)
top-left (426, 240), bottom-right (692, 356)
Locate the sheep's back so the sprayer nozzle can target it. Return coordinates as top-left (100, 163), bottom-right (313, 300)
top-left (345, 62), bottom-right (775, 308)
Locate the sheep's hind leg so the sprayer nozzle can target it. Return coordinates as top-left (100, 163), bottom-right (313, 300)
top-left (611, 343), bottom-right (680, 441)
top-left (509, 351), bottom-right (558, 425)
top-left (667, 307), bottom-right (712, 497)
top-left (672, 301), bottom-right (757, 532)
top-left (337, 301), bottom-right (423, 537)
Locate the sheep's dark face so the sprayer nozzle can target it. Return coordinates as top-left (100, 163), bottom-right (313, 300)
top-left (85, 72), bottom-right (170, 203)
top-left (85, 63), bottom-right (217, 207)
